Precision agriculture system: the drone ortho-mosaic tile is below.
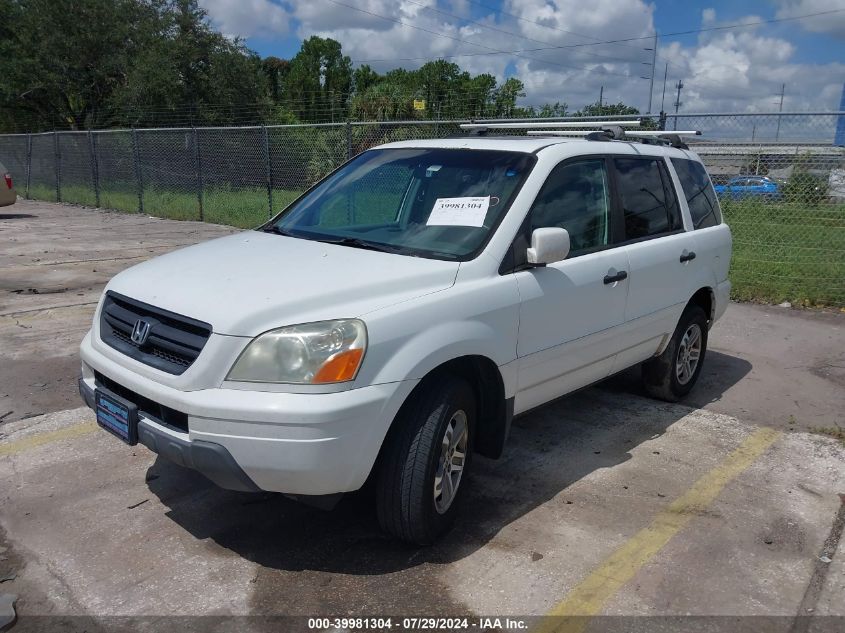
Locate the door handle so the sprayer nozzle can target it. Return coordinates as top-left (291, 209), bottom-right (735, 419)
top-left (603, 270), bottom-right (628, 285)
top-left (680, 251), bottom-right (697, 263)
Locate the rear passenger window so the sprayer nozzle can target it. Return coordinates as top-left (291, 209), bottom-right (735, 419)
top-left (671, 158), bottom-right (722, 229)
top-left (614, 158), bottom-right (681, 240)
top-left (528, 159), bottom-right (611, 255)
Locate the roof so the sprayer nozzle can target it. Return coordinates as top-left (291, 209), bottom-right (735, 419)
top-left (375, 135), bottom-right (698, 161)
top-left (376, 136), bottom-right (567, 153)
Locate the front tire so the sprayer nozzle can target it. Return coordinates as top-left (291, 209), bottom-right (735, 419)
top-left (642, 305), bottom-right (708, 402)
top-left (376, 375), bottom-right (475, 545)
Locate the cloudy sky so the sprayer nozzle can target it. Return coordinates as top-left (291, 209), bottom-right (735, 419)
top-left (198, 0), bottom-right (845, 113)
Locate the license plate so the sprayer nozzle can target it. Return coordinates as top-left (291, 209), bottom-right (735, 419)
top-left (95, 388), bottom-right (138, 445)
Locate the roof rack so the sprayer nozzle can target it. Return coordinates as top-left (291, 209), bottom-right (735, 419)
top-left (524, 128), bottom-right (701, 148)
top-left (460, 120), bottom-right (642, 131)
top-left (524, 130), bottom-right (701, 138)
top-left (458, 120), bottom-right (701, 149)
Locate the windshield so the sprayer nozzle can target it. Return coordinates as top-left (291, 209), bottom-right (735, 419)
top-left (265, 148), bottom-right (535, 260)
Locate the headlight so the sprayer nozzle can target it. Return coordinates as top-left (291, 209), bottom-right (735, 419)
top-left (227, 319), bottom-right (367, 384)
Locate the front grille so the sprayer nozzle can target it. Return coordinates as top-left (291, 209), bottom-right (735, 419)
top-left (95, 371), bottom-right (188, 433)
top-left (99, 291), bottom-right (212, 375)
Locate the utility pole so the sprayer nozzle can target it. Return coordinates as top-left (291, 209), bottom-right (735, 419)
top-left (673, 79), bottom-right (684, 130)
top-left (599, 86), bottom-right (604, 111)
top-left (660, 62), bottom-right (669, 112)
top-left (646, 32), bottom-right (658, 114)
top-left (775, 83), bottom-right (785, 141)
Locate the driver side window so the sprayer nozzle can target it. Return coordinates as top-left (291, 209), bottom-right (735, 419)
top-left (528, 159), bottom-right (611, 256)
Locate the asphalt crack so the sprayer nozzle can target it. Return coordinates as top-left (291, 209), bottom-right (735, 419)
top-left (789, 493), bottom-right (845, 632)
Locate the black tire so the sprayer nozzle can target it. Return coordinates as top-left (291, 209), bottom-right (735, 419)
top-left (642, 305), bottom-right (708, 402)
top-left (376, 374), bottom-right (476, 545)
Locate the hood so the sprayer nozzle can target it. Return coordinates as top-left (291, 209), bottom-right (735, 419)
top-left (106, 232), bottom-right (459, 336)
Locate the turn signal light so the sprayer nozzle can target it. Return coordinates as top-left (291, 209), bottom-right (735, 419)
top-left (313, 348), bottom-right (364, 384)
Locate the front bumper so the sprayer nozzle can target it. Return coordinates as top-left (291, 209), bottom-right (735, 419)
top-left (80, 332), bottom-right (417, 495)
top-left (80, 378), bottom-right (260, 492)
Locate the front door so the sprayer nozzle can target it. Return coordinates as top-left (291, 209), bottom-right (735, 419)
top-left (514, 157), bottom-right (629, 414)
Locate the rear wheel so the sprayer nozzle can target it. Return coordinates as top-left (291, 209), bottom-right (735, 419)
top-left (376, 375), bottom-right (475, 545)
top-left (642, 305), bottom-right (708, 402)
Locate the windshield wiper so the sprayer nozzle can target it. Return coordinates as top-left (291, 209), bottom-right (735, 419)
top-left (260, 225), bottom-right (293, 237)
top-left (262, 227), bottom-right (405, 255)
top-left (315, 236), bottom-right (403, 254)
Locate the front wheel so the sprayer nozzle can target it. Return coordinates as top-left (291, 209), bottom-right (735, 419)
top-left (376, 375), bottom-right (475, 545)
top-left (642, 305), bottom-right (708, 402)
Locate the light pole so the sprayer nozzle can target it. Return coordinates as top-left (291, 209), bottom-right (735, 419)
top-left (645, 33), bottom-right (658, 114)
top-left (673, 80), bottom-right (684, 130)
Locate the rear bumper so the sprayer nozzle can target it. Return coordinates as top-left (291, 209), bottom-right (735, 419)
top-left (80, 331), bottom-right (418, 495)
top-left (714, 279), bottom-right (731, 323)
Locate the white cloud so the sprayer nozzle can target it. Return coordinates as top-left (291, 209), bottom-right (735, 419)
top-left (293, 0), bottom-right (413, 33)
top-left (659, 10), bottom-right (841, 113)
top-left (199, 0), bottom-right (845, 112)
top-left (774, 0), bottom-right (845, 39)
top-left (508, 4), bottom-right (843, 112)
top-left (505, 0), bottom-right (653, 44)
top-left (199, 0), bottom-right (290, 39)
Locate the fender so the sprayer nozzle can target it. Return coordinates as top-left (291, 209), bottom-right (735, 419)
top-left (363, 318), bottom-right (519, 397)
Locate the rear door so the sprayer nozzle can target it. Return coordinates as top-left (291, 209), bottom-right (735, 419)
top-left (612, 155), bottom-right (699, 371)
top-left (670, 156), bottom-right (732, 314)
top-left (514, 157), bottom-right (629, 413)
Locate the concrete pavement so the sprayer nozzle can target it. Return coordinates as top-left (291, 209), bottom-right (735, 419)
top-left (0, 199), bottom-right (843, 630)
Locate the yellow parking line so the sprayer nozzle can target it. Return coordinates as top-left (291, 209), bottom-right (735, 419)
top-left (0, 421), bottom-right (97, 457)
top-left (536, 426), bottom-right (782, 633)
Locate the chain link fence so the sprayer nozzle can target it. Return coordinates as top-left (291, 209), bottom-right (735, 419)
top-left (1, 113), bottom-right (844, 306)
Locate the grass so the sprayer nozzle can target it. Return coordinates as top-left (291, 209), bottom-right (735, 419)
top-left (23, 184), bottom-right (845, 307)
top-left (721, 198), bottom-right (845, 306)
top-left (809, 424), bottom-right (845, 446)
top-left (28, 183), bottom-right (304, 229)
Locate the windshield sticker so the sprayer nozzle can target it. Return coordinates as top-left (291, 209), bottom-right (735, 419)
top-left (427, 196), bottom-right (490, 227)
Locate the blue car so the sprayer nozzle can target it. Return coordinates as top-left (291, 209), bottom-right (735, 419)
top-left (714, 175), bottom-right (782, 200)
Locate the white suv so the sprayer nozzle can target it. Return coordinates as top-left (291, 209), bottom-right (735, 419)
top-left (79, 133), bottom-right (731, 544)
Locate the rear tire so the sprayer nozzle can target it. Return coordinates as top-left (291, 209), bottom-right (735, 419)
top-left (642, 305), bottom-right (708, 402)
top-left (376, 375), bottom-right (475, 545)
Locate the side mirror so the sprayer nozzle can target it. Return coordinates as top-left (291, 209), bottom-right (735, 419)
top-left (526, 227), bottom-right (570, 266)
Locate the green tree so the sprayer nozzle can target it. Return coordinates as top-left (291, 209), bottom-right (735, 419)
top-left (0, 0), bottom-right (161, 129)
top-left (0, 0), bottom-right (269, 130)
top-left (383, 68), bottom-right (418, 90)
top-left (575, 101), bottom-right (641, 117)
top-left (415, 60), bottom-right (461, 118)
top-left (493, 77), bottom-right (525, 118)
top-left (284, 36), bottom-right (352, 122)
top-left (262, 56), bottom-right (291, 103)
top-left (784, 155), bottom-right (829, 205)
top-left (351, 81), bottom-right (413, 121)
top-left (462, 74), bottom-right (497, 119)
top-left (515, 102), bottom-right (569, 118)
top-left (160, 0), bottom-right (269, 125)
top-left (574, 101), bottom-right (659, 130)
top-left (353, 65), bottom-right (381, 95)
